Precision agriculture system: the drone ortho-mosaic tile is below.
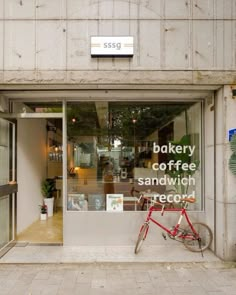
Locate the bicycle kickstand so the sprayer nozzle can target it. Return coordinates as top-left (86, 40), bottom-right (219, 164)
top-left (162, 232), bottom-right (167, 240)
top-left (198, 239), bottom-right (204, 258)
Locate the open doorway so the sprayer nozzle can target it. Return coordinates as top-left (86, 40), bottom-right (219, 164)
top-left (12, 102), bottom-right (63, 244)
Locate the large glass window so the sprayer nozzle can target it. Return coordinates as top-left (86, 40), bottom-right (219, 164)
top-left (66, 101), bottom-right (203, 211)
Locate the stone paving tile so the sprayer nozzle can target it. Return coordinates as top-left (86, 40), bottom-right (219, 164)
top-left (134, 271), bottom-right (151, 283)
top-left (77, 270), bottom-right (93, 283)
top-left (0, 262), bottom-right (235, 295)
top-left (0, 245), bottom-right (220, 263)
top-left (171, 285), bottom-right (208, 295)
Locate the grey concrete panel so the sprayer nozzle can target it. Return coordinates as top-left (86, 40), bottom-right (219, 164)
top-left (36, 71), bottom-right (67, 83)
top-left (4, 21), bottom-right (35, 70)
top-left (215, 144), bottom-right (225, 202)
top-left (129, 21), bottom-right (139, 69)
top-left (129, 0), bottom-right (138, 19)
top-left (193, 21), bottom-right (214, 69)
top-left (113, 20), bottom-right (132, 70)
top-left (0, 0), bottom-right (3, 19)
top-left (3, 71), bottom-right (37, 83)
top-left (215, 201), bottom-right (226, 258)
top-left (67, 0), bottom-right (98, 19)
top-left (138, 20), bottom-right (161, 69)
top-left (227, 164), bottom-right (236, 204)
top-left (215, 88), bottom-right (225, 145)
top-left (215, 0), bottom-right (236, 19)
top-left (4, 70), bottom-right (67, 84)
top-left (138, 0), bottom-right (161, 19)
top-left (204, 97), bottom-right (215, 147)
top-left (164, 21), bottom-right (190, 69)
top-left (1, 70), bottom-right (236, 85)
top-left (225, 203), bottom-right (236, 260)
top-left (99, 0), bottom-right (114, 19)
top-left (164, 0), bottom-right (190, 19)
top-left (67, 20), bottom-right (98, 70)
top-left (96, 20), bottom-right (114, 70)
top-left (225, 85), bottom-right (236, 132)
top-left (193, 0), bottom-right (214, 19)
top-left (36, 0), bottom-right (66, 19)
top-left (126, 0), bottom-right (163, 20)
top-left (67, 70), bottom-right (193, 85)
top-left (205, 146), bottom-right (215, 197)
top-left (0, 21), bottom-right (3, 70)
top-left (36, 21), bottom-right (66, 70)
top-left (204, 196), bottom-right (215, 243)
top-left (215, 201), bottom-right (236, 260)
top-left (94, 0), bottom-right (162, 20)
top-left (113, 0), bottom-right (130, 19)
top-left (4, 0), bottom-right (35, 19)
top-left (223, 21), bottom-right (235, 70)
top-left (215, 21), bottom-right (224, 69)
top-left (193, 70), bottom-right (236, 84)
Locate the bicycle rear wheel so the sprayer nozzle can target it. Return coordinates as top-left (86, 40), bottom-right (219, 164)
top-left (134, 223), bottom-right (149, 254)
top-left (184, 222), bottom-right (212, 252)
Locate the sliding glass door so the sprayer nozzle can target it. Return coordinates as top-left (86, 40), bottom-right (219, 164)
top-left (0, 118), bottom-right (16, 252)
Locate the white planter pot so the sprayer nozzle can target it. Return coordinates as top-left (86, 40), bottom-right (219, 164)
top-left (44, 197), bottom-right (54, 217)
top-left (40, 213), bottom-right (47, 221)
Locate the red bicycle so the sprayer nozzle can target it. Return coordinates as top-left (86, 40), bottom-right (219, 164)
top-left (134, 195), bottom-right (213, 255)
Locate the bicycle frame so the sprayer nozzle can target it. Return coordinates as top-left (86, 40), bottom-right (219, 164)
top-left (142, 203), bottom-right (199, 241)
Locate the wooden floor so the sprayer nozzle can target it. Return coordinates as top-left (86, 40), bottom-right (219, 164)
top-left (16, 209), bottom-right (63, 244)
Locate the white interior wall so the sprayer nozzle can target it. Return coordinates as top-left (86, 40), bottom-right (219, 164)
top-left (17, 119), bottom-right (47, 234)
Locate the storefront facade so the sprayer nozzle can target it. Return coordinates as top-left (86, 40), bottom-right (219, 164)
top-left (0, 1), bottom-right (236, 261)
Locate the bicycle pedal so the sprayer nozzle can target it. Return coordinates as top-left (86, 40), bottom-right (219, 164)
top-left (162, 232), bottom-right (167, 240)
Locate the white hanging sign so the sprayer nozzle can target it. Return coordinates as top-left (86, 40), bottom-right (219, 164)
top-left (91, 36), bottom-right (134, 57)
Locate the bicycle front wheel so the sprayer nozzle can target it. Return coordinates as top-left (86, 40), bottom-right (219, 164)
top-left (184, 222), bottom-right (212, 252)
top-left (134, 223), bottom-right (149, 254)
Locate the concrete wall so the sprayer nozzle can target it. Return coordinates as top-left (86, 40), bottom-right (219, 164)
top-left (17, 119), bottom-right (47, 234)
top-left (0, 0), bottom-right (236, 86)
top-left (215, 86), bottom-right (236, 261)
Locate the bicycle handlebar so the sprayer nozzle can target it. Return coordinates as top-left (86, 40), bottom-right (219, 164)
top-left (137, 194), bottom-right (196, 215)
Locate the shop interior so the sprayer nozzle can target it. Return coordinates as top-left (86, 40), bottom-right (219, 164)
top-left (65, 101), bottom-right (201, 212)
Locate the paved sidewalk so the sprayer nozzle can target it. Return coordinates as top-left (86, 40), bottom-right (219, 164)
top-left (0, 245), bottom-right (219, 264)
top-left (0, 261), bottom-right (235, 295)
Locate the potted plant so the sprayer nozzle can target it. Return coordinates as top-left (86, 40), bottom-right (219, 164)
top-left (39, 203), bottom-right (47, 220)
top-left (41, 179), bottom-right (55, 217)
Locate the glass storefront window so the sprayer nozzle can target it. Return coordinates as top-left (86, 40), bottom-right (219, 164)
top-left (66, 101), bottom-right (203, 212)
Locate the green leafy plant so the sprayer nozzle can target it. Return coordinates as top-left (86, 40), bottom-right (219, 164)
top-left (41, 179), bottom-right (54, 198)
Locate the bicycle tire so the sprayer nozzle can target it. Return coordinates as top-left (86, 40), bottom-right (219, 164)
top-left (134, 223), bottom-right (149, 254)
top-left (183, 222), bottom-right (213, 252)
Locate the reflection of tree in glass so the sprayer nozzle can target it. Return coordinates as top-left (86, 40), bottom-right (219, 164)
top-left (166, 135), bottom-right (200, 195)
top-left (66, 102), bottom-right (192, 144)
